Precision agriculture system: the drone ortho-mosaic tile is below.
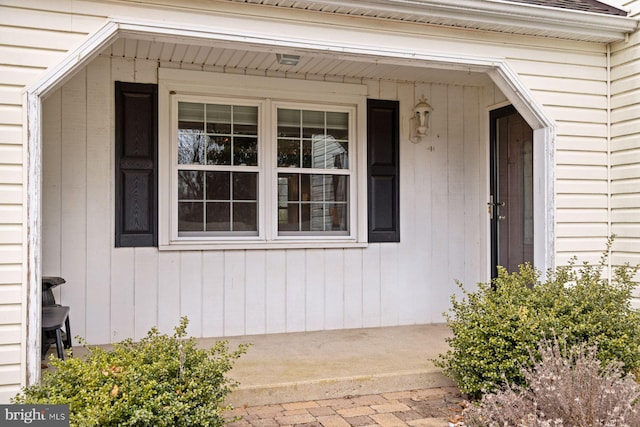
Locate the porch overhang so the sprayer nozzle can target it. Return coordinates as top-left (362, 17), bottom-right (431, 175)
top-left (24, 16), bottom-right (556, 386)
top-left (226, 0), bottom-right (638, 43)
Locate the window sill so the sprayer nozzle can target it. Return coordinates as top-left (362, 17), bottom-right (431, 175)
top-left (158, 240), bottom-right (368, 251)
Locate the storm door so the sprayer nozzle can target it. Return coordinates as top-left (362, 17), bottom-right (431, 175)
top-left (489, 105), bottom-right (534, 278)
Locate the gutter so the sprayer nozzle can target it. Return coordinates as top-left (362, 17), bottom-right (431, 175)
top-left (300, 0), bottom-right (638, 42)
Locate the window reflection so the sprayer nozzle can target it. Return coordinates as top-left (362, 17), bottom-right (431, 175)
top-left (277, 108), bottom-right (349, 170)
top-left (178, 102), bottom-right (258, 167)
top-left (277, 173), bottom-right (348, 233)
top-left (178, 169), bottom-right (258, 233)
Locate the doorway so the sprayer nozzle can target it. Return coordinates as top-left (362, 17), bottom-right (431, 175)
top-left (490, 105), bottom-right (534, 278)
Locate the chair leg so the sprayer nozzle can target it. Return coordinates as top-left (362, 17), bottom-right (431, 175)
top-left (64, 316), bottom-right (72, 349)
top-left (55, 328), bottom-right (65, 360)
top-left (41, 339), bottom-right (50, 359)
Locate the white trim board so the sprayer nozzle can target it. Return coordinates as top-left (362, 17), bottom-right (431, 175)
top-left (24, 17), bottom-right (556, 385)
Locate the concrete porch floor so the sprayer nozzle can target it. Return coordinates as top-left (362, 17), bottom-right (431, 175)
top-left (200, 324), bottom-right (456, 407)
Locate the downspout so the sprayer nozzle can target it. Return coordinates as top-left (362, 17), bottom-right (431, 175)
top-left (606, 42), bottom-right (612, 281)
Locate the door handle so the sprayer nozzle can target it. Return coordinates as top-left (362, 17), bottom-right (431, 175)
top-left (498, 215), bottom-right (506, 220)
top-left (487, 196), bottom-right (505, 220)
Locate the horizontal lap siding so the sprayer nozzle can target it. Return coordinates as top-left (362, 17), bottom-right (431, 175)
top-left (42, 56), bottom-right (487, 343)
top-left (0, 2), bottom-right (106, 402)
top-left (611, 1), bottom-right (640, 291)
top-left (508, 46), bottom-right (610, 266)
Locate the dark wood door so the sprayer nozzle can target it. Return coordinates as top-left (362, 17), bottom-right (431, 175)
top-left (490, 106), bottom-right (534, 278)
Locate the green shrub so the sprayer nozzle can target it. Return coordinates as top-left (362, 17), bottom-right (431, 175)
top-left (14, 318), bottom-right (248, 427)
top-left (436, 249), bottom-right (640, 398)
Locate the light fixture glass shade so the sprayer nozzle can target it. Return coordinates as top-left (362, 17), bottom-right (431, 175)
top-left (410, 96), bottom-right (433, 143)
top-left (276, 53), bottom-right (301, 66)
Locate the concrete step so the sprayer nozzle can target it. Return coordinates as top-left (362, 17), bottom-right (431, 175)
top-left (208, 324), bottom-right (455, 407)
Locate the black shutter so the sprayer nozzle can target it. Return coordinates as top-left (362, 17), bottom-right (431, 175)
top-left (367, 99), bottom-right (400, 243)
top-left (114, 82), bottom-right (158, 247)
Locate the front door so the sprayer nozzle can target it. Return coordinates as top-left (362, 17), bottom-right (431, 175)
top-left (490, 106), bottom-right (534, 278)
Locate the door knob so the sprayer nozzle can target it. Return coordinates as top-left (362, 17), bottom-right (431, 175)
top-left (498, 215), bottom-right (506, 220)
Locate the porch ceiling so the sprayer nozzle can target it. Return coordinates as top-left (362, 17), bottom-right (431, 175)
top-left (104, 37), bottom-right (491, 86)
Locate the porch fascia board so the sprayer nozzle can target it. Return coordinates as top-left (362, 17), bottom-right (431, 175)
top-left (246, 0), bottom-right (638, 42)
top-left (23, 16), bottom-right (556, 385)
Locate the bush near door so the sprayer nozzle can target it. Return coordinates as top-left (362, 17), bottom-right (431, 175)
top-left (437, 249), bottom-right (640, 399)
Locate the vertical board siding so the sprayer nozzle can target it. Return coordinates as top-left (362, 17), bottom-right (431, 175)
top-left (42, 40), bottom-right (617, 343)
top-left (85, 56), bottom-right (112, 344)
top-left (611, 1), bottom-right (640, 290)
top-left (59, 70), bottom-right (88, 344)
top-left (41, 56), bottom-right (490, 343)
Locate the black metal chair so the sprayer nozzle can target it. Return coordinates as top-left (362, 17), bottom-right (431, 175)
top-left (41, 277), bottom-right (72, 359)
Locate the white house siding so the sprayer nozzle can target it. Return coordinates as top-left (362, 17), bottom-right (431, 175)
top-left (0, 0), bottom-right (626, 400)
top-left (0, 1), bottom-right (105, 402)
top-left (611, 0), bottom-right (640, 293)
top-left (41, 55), bottom-right (493, 343)
top-left (42, 21), bottom-right (611, 345)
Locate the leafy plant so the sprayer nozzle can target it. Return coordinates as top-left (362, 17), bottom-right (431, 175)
top-left (436, 244), bottom-right (640, 398)
top-left (14, 318), bottom-right (248, 427)
top-left (464, 339), bottom-right (640, 426)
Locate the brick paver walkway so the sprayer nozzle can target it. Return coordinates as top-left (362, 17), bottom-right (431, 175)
top-left (227, 388), bottom-right (466, 427)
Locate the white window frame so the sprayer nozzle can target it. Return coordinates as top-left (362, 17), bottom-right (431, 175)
top-left (171, 95), bottom-right (265, 241)
top-left (271, 101), bottom-right (357, 242)
top-left (158, 68), bottom-right (368, 250)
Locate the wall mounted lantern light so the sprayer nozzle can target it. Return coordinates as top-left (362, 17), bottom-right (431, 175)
top-left (410, 96), bottom-right (433, 143)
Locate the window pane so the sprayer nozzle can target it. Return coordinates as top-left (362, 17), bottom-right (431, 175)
top-left (234, 137), bottom-right (258, 166)
top-left (302, 139), bottom-right (312, 168)
top-left (206, 202), bottom-right (230, 231)
top-left (206, 122), bottom-right (231, 134)
top-left (300, 174), bottom-right (311, 202)
top-left (206, 171), bottom-right (230, 201)
top-left (234, 106), bottom-right (258, 136)
top-left (179, 102), bottom-right (204, 130)
top-left (233, 172), bottom-right (257, 200)
top-left (278, 109), bottom-right (300, 138)
top-left (325, 175), bottom-right (348, 202)
top-left (301, 204), bottom-right (314, 231)
top-left (302, 110), bottom-right (324, 139)
top-left (179, 202), bottom-right (204, 231)
top-left (206, 104), bottom-right (231, 128)
top-left (326, 203), bottom-right (348, 231)
top-left (329, 142), bottom-right (349, 169)
top-left (178, 131), bottom-right (205, 165)
top-left (309, 174), bottom-right (325, 202)
top-left (278, 140), bottom-right (300, 168)
top-left (277, 173), bottom-right (349, 233)
top-left (178, 171), bottom-right (203, 200)
top-left (279, 203), bottom-right (299, 231)
top-left (326, 112), bottom-right (349, 140)
top-left (278, 108), bottom-right (349, 170)
top-left (233, 202), bottom-right (257, 231)
top-left (206, 136), bottom-right (231, 165)
top-left (311, 135), bottom-right (348, 169)
top-left (278, 173), bottom-right (298, 201)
